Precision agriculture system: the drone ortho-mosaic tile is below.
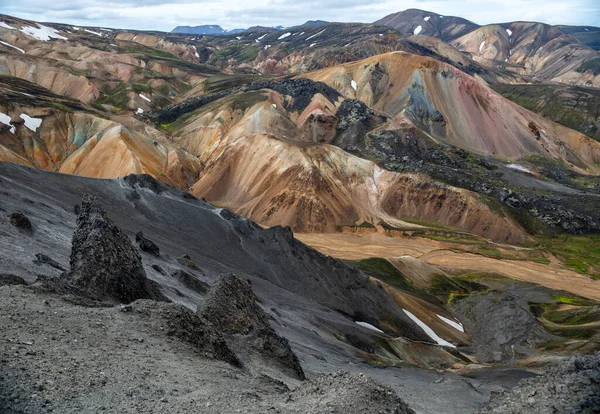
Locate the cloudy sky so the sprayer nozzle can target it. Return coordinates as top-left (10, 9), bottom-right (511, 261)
top-left (1, 0), bottom-right (599, 31)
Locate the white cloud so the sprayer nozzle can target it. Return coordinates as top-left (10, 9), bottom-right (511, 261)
top-left (0, 0), bottom-right (598, 31)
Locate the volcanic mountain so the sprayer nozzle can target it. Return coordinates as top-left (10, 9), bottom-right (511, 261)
top-left (376, 8), bottom-right (600, 88)
top-left (1, 8), bottom-right (600, 414)
top-left (1, 12), bottom-right (600, 241)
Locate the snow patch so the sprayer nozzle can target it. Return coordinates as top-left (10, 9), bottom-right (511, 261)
top-left (272, 103), bottom-right (276, 108)
top-left (139, 94), bottom-right (151, 102)
top-left (437, 315), bottom-right (465, 332)
top-left (277, 32), bottom-right (291, 40)
top-left (355, 321), bottom-right (384, 334)
top-left (21, 25), bottom-right (67, 41)
top-left (20, 114), bottom-right (42, 132)
top-left (0, 22), bottom-right (15, 30)
top-left (236, 36), bottom-right (242, 40)
top-left (403, 309), bottom-right (456, 348)
top-left (506, 28), bottom-right (512, 36)
top-left (306, 29), bottom-right (326, 40)
top-left (351, 80), bottom-right (357, 91)
top-left (507, 163), bottom-right (533, 174)
top-left (257, 34), bottom-right (267, 40)
top-left (100, 28), bottom-right (113, 32)
top-left (309, 43), bottom-right (316, 47)
top-left (264, 44), bottom-right (271, 50)
top-left (479, 40), bottom-right (485, 53)
top-left (192, 45), bottom-right (199, 58)
top-left (424, 16), bottom-right (431, 21)
top-left (84, 29), bottom-right (103, 36)
top-left (0, 41), bottom-right (25, 53)
top-left (414, 25), bottom-right (422, 35)
top-left (136, 108), bottom-right (144, 114)
top-left (0, 112), bottom-right (15, 134)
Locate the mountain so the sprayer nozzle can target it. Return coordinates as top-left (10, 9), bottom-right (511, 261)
top-left (1, 9), bottom-right (600, 414)
top-left (554, 25), bottom-right (600, 50)
top-left (171, 24), bottom-right (229, 35)
top-left (375, 9), bottom-right (600, 88)
top-left (298, 20), bottom-right (329, 27)
top-left (375, 8), bottom-right (480, 41)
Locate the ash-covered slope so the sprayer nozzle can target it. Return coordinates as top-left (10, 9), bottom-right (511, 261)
top-left (0, 161), bottom-right (537, 413)
top-left (0, 161), bottom-right (424, 338)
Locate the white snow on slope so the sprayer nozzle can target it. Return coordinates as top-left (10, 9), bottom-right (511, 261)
top-left (424, 16), bottom-right (431, 21)
top-left (306, 29), bottom-right (326, 40)
top-left (100, 28), bottom-right (113, 32)
top-left (0, 112), bottom-right (16, 134)
top-left (264, 44), bottom-right (271, 50)
top-left (20, 114), bottom-right (42, 132)
top-left (192, 45), bottom-right (199, 58)
top-left (277, 32), bottom-right (291, 40)
top-left (84, 29), bottom-right (103, 36)
top-left (21, 25), bottom-right (67, 41)
top-left (355, 321), bottom-right (384, 333)
top-left (351, 80), bottom-right (357, 91)
top-left (136, 108), bottom-right (143, 114)
top-left (0, 41), bottom-right (25, 53)
top-left (479, 40), bottom-right (485, 53)
top-left (403, 309), bottom-right (456, 348)
top-left (437, 315), bottom-right (465, 332)
top-left (0, 22), bottom-right (15, 30)
top-left (139, 94), bottom-right (151, 102)
top-left (257, 34), bottom-right (267, 40)
top-left (236, 36), bottom-right (242, 40)
top-left (506, 28), bottom-right (512, 36)
top-left (507, 163), bottom-right (533, 174)
top-left (414, 25), bottom-right (422, 35)
top-left (309, 43), bottom-right (316, 47)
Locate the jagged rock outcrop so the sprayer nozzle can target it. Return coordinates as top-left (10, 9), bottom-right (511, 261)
top-left (62, 194), bottom-right (166, 303)
top-left (140, 300), bottom-right (241, 367)
top-left (198, 273), bottom-right (306, 380)
top-left (135, 231), bottom-right (160, 256)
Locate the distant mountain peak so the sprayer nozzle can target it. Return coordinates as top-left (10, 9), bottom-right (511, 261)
top-left (171, 25), bottom-right (228, 35)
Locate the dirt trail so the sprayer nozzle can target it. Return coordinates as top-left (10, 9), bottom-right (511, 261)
top-left (296, 233), bottom-right (600, 301)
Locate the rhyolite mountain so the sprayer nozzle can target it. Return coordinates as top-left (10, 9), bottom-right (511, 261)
top-left (1, 7), bottom-right (600, 414)
top-left (1, 11), bottom-right (600, 239)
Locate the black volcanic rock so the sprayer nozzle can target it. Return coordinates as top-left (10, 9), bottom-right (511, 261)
top-left (8, 212), bottom-right (32, 232)
top-left (199, 274), bottom-right (305, 379)
top-left (0, 274), bottom-right (28, 286)
top-left (135, 231), bottom-right (160, 256)
top-left (63, 194), bottom-right (165, 304)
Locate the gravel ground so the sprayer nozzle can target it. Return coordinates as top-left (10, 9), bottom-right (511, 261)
top-left (479, 352), bottom-right (600, 413)
top-left (0, 284), bottom-right (413, 413)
